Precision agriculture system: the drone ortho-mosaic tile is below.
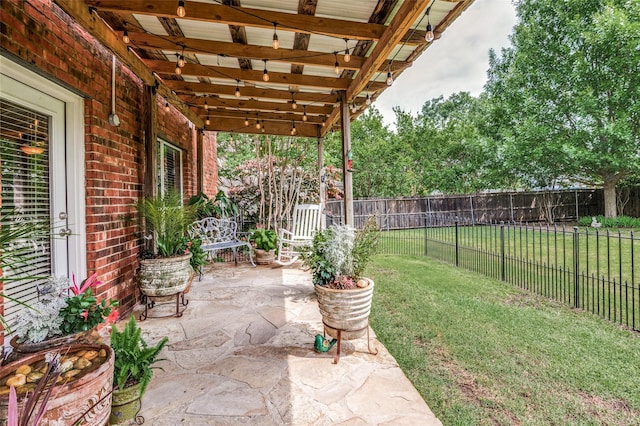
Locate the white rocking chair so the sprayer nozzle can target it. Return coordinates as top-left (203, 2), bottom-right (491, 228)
top-left (275, 204), bottom-right (322, 266)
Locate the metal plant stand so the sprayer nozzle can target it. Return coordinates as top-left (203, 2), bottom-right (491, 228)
top-left (323, 321), bottom-right (378, 364)
top-left (139, 291), bottom-right (188, 320)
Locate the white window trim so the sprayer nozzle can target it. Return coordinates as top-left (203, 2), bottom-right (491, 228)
top-left (159, 138), bottom-right (184, 197)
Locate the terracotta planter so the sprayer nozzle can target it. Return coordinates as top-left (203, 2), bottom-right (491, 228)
top-left (6, 328), bottom-right (102, 364)
top-left (109, 383), bottom-right (142, 425)
top-left (254, 248), bottom-right (275, 265)
top-left (139, 253), bottom-right (193, 297)
top-left (0, 343), bottom-right (114, 426)
top-left (314, 278), bottom-right (374, 340)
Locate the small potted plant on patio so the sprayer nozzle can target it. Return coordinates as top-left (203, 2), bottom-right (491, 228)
top-left (135, 191), bottom-right (204, 297)
top-left (109, 315), bottom-right (168, 425)
top-left (249, 226), bottom-right (278, 265)
top-left (301, 217), bottom-right (380, 351)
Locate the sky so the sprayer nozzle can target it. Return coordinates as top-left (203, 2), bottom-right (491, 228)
top-left (375, 0), bottom-right (518, 128)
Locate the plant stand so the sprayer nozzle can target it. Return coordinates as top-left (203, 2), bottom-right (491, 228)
top-left (139, 291), bottom-right (188, 321)
top-left (323, 321), bottom-right (378, 364)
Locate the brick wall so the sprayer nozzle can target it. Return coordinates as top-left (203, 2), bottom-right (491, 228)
top-left (0, 0), bottom-right (218, 318)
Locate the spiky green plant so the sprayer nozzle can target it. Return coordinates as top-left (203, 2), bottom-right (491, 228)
top-left (135, 191), bottom-right (195, 258)
top-left (110, 316), bottom-right (168, 395)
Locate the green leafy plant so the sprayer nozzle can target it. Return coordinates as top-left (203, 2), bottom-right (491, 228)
top-left (187, 191), bottom-right (239, 219)
top-left (249, 227), bottom-right (278, 251)
top-left (578, 215), bottom-right (640, 229)
top-left (110, 316), bottom-right (168, 395)
top-left (135, 191), bottom-right (196, 258)
top-left (302, 217), bottom-right (380, 289)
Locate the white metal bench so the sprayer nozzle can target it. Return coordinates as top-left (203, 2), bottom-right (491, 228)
top-left (276, 204), bottom-right (322, 266)
top-left (189, 217), bottom-right (255, 278)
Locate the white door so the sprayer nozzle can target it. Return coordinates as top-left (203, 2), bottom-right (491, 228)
top-left (1, 57), bottom-right (86, 329)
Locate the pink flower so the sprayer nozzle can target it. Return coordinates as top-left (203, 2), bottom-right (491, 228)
top-left (80, 310), bottom-right (89, 321)
top-left (69, 273), bottom-right (101, 295)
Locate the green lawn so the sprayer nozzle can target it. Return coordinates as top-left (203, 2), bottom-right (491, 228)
top-left (368, 255), bottom-right (640, 426)
top-left (379, 226), bottom-right (640, 330)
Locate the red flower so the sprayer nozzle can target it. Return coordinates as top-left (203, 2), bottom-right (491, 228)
top-left (106, 310), bottom-right (119, 324)
top-left (80, 310), bottom-right (89, 321)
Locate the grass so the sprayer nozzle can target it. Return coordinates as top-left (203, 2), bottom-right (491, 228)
top-left (379, 226), bottom-right (640, 330)
top-left (368, 255), bottom-right (640, 426)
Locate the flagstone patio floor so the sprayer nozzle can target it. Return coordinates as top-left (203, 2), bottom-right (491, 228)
top-left (131, 262), bottom-right (442, 425)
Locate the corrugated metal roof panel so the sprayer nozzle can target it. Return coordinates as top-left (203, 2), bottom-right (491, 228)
top-left (197, 54), bottom-right (240, 69)
top-left (178, 20), bottom-right (233, 43)
top-left (133, 14), bottom-right (168, 36)
top-left (314, 0), bottom-right (378, 23)
top-left (241, 0), bottom-right (299, 14)
top-left (251, 59), bottom-right (291, 74)
top-left (244, 26), bottom-right (296, 50)
top-left (307, 33), bottom-right (349, 54)
top-left (300, 64), bottom-right (339, 78)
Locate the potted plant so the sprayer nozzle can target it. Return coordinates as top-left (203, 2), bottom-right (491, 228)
top-left (8, 273), bottom-right (118, 361)
top-left (301, 217), bottom-right (380, 360)
top-left (109, 316), bottom-right (168, 425)
top-left (135, 191), bottom-right (204, 297)
top-left (249, 226), bottom-right (278, 265)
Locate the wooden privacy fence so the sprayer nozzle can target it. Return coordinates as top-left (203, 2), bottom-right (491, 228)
top-left (325, 187), bottom-right (640, 229)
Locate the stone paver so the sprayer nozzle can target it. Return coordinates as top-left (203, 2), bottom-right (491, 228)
top-left (134, 263), bottom-right (442, 425)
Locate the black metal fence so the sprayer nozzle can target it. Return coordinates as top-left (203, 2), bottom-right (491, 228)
top-left (374, 214), bottom-right (639, 332)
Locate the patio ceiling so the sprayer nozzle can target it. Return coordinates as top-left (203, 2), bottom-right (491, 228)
top-left (57, 0), bottom-right (475, 137)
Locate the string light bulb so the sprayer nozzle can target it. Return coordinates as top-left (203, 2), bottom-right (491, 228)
top-left (178, 48), bottom-right (185, 68)
top-left (291, 93), bottom-right (297, 110)
top-left (244, 113), bottom-right (249, 126)
top-left (177, 0), bottom-right (186, 17)
top-left (255, 114), bottom-right (261, 130)
top-left (122, 24), bottom-right (130, 44)
top-left (261, 121), bottom-right (265, 133)
top-left (204, 99), bottom-right (209, 111)
top-left (164, 99), bottom-right (170, 112)
top-left (425, 8), bottom-right (435, 42)
top-left (343, 39), bottom-right (351, 63)
top-left (205, 115), bottom-right (210, 126)
top-left (235, 81), bottom-right (241, 97)
top-left (291, 121), bottom-right (297, 136)
top-left (272, 23), bottom-right (279, 50)
top-left (366, 93), bottom-right (372, 105)
top-left (322, 116), bottom-right (326, 127)
top-left (386, 71), bottom-right (393, 86)
top-left (334, 53), bottom-right (340, 75)
top-left (262, 60), bottom-right (270, 82)
top-left (175, 61), bottom-right (182, 75)
top-left (302, 106), bottom-right (307, 121)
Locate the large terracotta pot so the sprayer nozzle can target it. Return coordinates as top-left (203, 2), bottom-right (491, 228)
top-left (139, 253), bottom-right (193, 297)
top-left (314, 278), bottom-right (374, 340)
top-left (109, 382), bottom-right (142, 425)
top-left (6, 328), bottom-right (101, 364)
top-left (0, 343), bottom-right (114, 426)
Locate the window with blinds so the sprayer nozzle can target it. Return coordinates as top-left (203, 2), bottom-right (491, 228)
top-left (1, 98), bottom-right (52, 325)
top-left (159, 140), bottom-right (183, 196)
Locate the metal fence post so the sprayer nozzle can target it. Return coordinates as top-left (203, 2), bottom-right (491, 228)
top-left (424, 214), bottom-right (428, 257)
top-left (455, 217), bottom-right (459, 267)
top-left (573, 226), bottom-right (580, 308)
top-left (501, 221), bottom-right (506, 281)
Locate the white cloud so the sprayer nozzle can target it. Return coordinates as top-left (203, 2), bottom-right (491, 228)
top-left (375, 0), bottom-right (518, 129)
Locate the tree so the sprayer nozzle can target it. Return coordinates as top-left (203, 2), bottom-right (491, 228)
top-left (485, 0), bottom-right (640, 217)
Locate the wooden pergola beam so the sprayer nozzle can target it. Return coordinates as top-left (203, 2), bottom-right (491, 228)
top-left (124, 32), bottom-right (411, 73)
top-left (323, 0), bottom-right (432, 135)
top-left (165, 81), bottom-right (336, 104)
top-left (144, 59), bottom-right (351, 90)
top-left (53, 0), bottom-right (203, 128)
top-left (200, 109), bottom-right (325, 124)
top-left (185, 97), bottom-right (334, 116)
top-left (86, 0), bottom-right (386, 41)
top-left (204, 117), bottom-right (321, 138)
